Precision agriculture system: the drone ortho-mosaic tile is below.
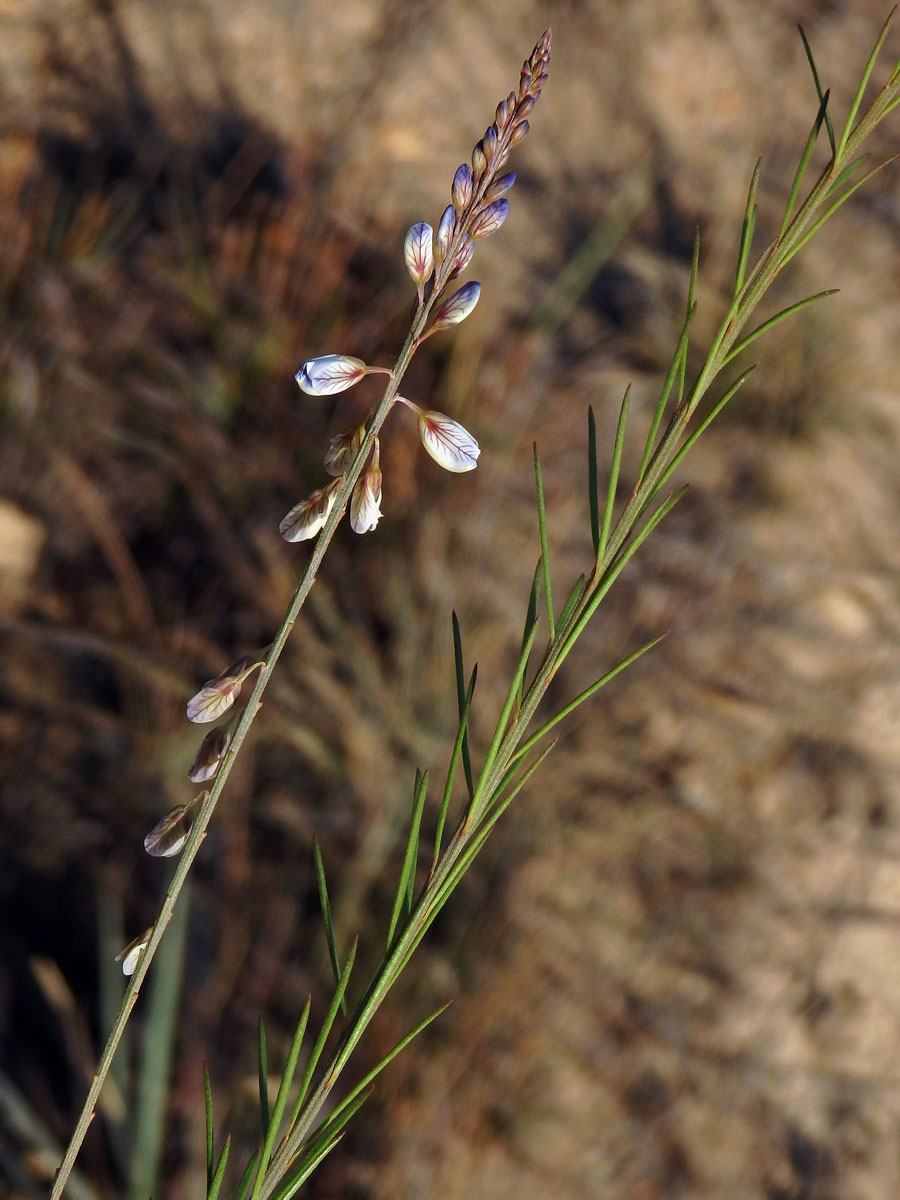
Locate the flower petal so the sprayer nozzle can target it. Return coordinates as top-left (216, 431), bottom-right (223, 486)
top-left (418, 411), bottom-right (481, 473)
top-left (295, 355), bottom-right (368, 396)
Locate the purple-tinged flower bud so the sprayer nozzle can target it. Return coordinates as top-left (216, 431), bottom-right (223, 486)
top-left (144, 800), bottom-right (202, 858)
top-left (417, 410), bottom-right (481, 473)
top-left (484, 172), bottom-right (516, 203)
top-left (483, 125), bottom-right (498, 161)
top-left (495, 97), bottom-right (512, 128)
top-left (471, 140), bottom-right (487, 178)
top-left (449, 238), bottom-right (475, 278)
top-left (430, 282), bottom-right (481, 334)
top-left (470, 199), bottom-right (510, 240)
top-left (296, 355), bottom-right (369, 396)
top-left (451, 163), bottom-right (473, 213)
top-left (279, 478), bottom-right (341, 544)
top-left (350, 459), bottom-right (383, 534)
top-left (404, 221), bottom-right (434, 292)
top-left (324, 423), bottom-right (367, 477)
top-left (187, 654), bottom-right (263, 723)
top-left (509, 120), bottom-right (530, 148)
top-left (116, 928), bottom-right (153, 977)
top-left (516, 96), bottom-right (536, 120)
top-left (435, 205), bottom-right (456, 265)
top-left (188, 727), bottom-right (231, 783)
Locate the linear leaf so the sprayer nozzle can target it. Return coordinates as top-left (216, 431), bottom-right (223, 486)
top-left (432, 670), bottom-right (476, 873)
top-left (798, 24), bottom-right (836, 153)
top-left (638, 305), bottom-right (695, 481)
top-left (234, 1152), bottom-right (260, 1200)
top-left (554, 574), bottom-right (586, 642)
top-left (386, 769), bottom-right (428, 948)
top-left (588, 406), bottom-right (600, 553)
top-left (270, 1128), bottom-right (352, 1200)
top-left (780, 91), bottom-right (830, 237)
top-left (250, 999), bottom-right (311, 1200)
top-left (735, 159), bottom-right (760, 294)
top-left (258, 1019), bottom-right (269, 1139)
top-left (516, 560), bottom-right (542, 713)
top-left (203, 1064), bottom-right (214, 1194)
top-left (825, 153), bottom-right (869, 195)
top-left (722, 289), bottom-right (838, 366)
top-left (784, 154), bottom-right (898, 262)
top-left (313, 838), bottom-right (345, 1016)
top-left (598, 384), bottom-right (631, 564)
top-left (451, 612), bottom-right (475, 799)
top-left (657, 366), bottom-right (757, 493)
top-left (206, 1135), bottom-right (231, 1200)
top-left (836, 8), bottom-right (895, 160)
top-left (533, 443), bottom-right (554, 638)
top-left (680, 231), bottom-right (700, 401)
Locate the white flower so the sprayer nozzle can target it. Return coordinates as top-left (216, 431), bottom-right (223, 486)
top-left (404, 222), bottom-right (434, 291)
top-left (295, 355), bottom-right (369, 396)
top-left (279, 479), bottom-right (341, 543)
top-left (186, 654), bottom-right (260, 723)
top-left (417, 410), bottom-right (481, 472)
top-left (350, 463), bottom-right (383, 533)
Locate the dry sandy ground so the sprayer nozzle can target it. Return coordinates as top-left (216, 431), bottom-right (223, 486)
top-left (2, 1), bottom-right (900, 1198)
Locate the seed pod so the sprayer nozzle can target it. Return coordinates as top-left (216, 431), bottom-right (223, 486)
top-left (470, 199), bottom-right (510, 240)
top-left (435, 204), bottom-right (456, 265)
top-left (324, 423), bottom-right (367, 476)
top-left (451, 163), bottom-right (473, 213)
top-left (295, 355), bottom-right (369, 396)
top-left (403, 221), bottom-right (434, 291)
top-left (279, 479), bottom-right (341, 543)
top-left (116, 928), bottom-right (153, 977)
top-left (187, 654), bottom-right (261, 723)
top-left (417, 410), bottom-right (481, 473)
top-left (430, 282), bottom-right (482, 334)
top-left (144, 802), bottom-right (200, 858)
top-left (188, 727), bottom-right (231, 783)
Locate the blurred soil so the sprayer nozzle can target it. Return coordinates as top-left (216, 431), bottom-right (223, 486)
top-left (2, 0), bottom-right (900, 1197)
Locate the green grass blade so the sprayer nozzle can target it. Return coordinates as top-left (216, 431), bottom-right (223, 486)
top-left (234, 1152), bottom-right (260, 1200)
top-left (386, 769), bottom-right (428, 948)
top-left (432, 669), bottom-right (476, 874)
top-left (835, 8), bottom-right (895, 160)
top-left (451, 611), bottom-right (475, 799)
top-left (735, 159), bottom-right (761, 294)
top-left (798, 25), bottom-right (836, 154)
top-left (533, 443), bottom-right (554, 638)
top-left (780, 91), bottom-right (831, 237)
top-left (313, 838), bottom-right (345, 1017)
top-left (598, 384), bottom-right (631, 564)
top-left (287, 940), bottom-right (358, 1133)
top-left (638, 305), bottom-right (695, 481)
top-left (203, 1065), bottom-right (214, 1194)
top-left (206, 1135), bottom-right (231, 1200)
top-left (510, 633), bottom-right (667, 766)
top-left (587, 406), bottom-right (600, 553)
top-left (722, 289), bottom-right (838, 365)
top-left (258, 1019), bottom-right (270, 1139)
top-left (250, 1000), bottom-right (312, 1200)
top-left (680, 231), bottom-right (700, 401)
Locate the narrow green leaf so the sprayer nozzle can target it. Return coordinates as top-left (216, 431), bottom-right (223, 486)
top-left (587, 406), bottom-right (600, 554)
top-left (313, 838), bottom-right (345, 1017)
top-left (780, 91), bottom-right (830, 238)
top-left (258, 1019), bottom-right (270, 1139)
top-left (386, 768), bottom-right (428, 948)
top-left (798, 25), bottom-right (836, 154)
top-left (835, 8), bottom-right (895, 161)
top-left (432, 669), bottom-right (476, 874)
top-left (722, 289), bottom-right (838, 366)
top-left (735, 159), bottom-right (760, 294)
top-left (784, 154), bottom-right (898, 263)
top-left (638, 305), bottom-right (695, 481)
top-left (516, 560), bottom-right (542, 713)
top-left (250, 999), bottom-right (311, 1200)
top-left (203, 1065), bottom-right (214, 1194)
top-left (271, 1117), bottom-right (356, 1200)
top-left (321, 1003), bottom-right (450, 1136)
top-left (825, 154), bottom-right (869, 196)
top-left (451, 612), bottom-right (475, 799)
top-left (287, 940), bottom-right (358, 1133)
top-left (598, 384), bottom-right (631, 565)
top-left (657, 366), bottom-right (757, 493)
top-left (510, 633), bottom-right (667, 767)
top-left (679, 231), bottom-right (700, 402)
top-left (234, 1152), bottom-right (260, 1200)
top-left (554, 574), bottom-right (586, 642)
top-left (533, 443), bottom-right (554, 638)
top-left (206, 1135), bottom-right (231, 1200)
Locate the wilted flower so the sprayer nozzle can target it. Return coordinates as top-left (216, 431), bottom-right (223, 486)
top-left (116, 928), bottom-right (153, 977)
top-left (144, 800), bottom-right (202, 857)
top-left (188, 727), bottom-right (232, 783)
top-left (429, 282), bottom-right (481, 334)
top-left (295, 355), bottom-right (369, 396)
top-left (404, 222), bottom-right (434, 296)
top-left (470, 199), bottom-right (510, 239)
top-left (323, 423), bottom-right (367, 477)
top-left (350, 445), bottom-right (383, 534)
top-left (279, 479), bottom-right (342, 543)
top-left (186, 654), bottom-right (263, 723)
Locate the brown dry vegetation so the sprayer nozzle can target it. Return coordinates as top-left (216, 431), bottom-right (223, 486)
top-left (2, 1), bottom-right (900, 1198)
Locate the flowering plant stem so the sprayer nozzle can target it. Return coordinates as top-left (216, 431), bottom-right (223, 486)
top-left (52, 17), bottom-right (900, 1200)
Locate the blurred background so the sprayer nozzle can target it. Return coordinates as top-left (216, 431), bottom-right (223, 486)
top-left (2, 0), bottom-right (900, 1197)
